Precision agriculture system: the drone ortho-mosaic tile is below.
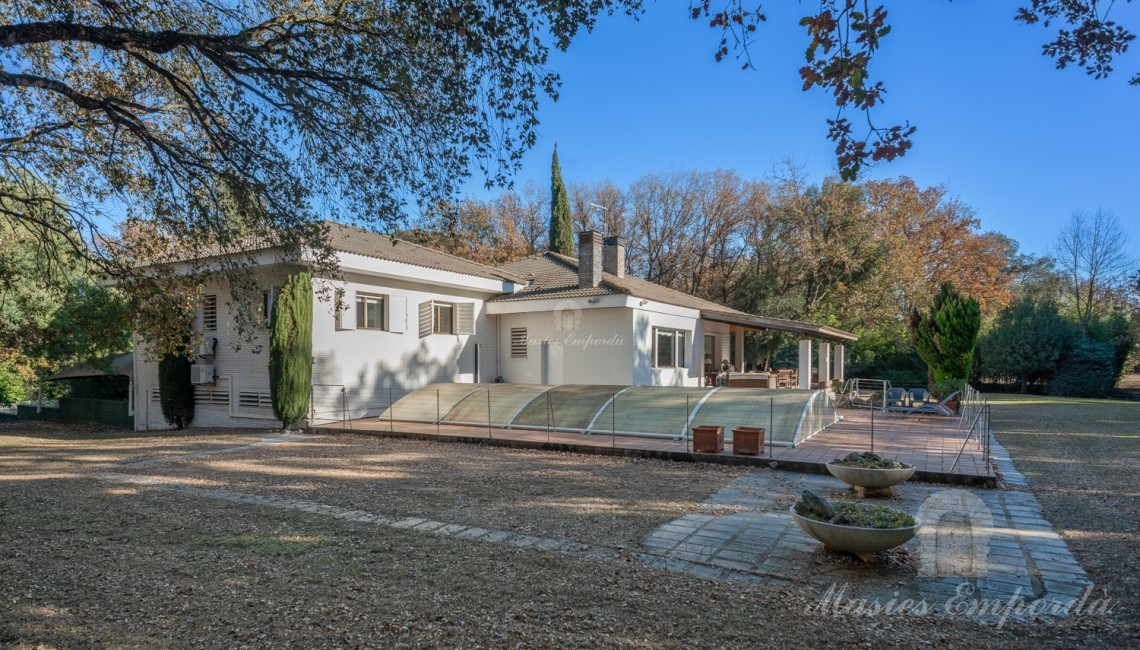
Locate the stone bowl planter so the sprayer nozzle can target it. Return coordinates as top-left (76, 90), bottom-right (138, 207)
top-left (826, 456), bottom-right (916, 497)
top-left (789, 507), bottom-right (921, 563)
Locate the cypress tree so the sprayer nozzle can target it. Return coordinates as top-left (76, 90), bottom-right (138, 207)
top-left (158, 348), bottom-right (194, 429)
top-left (269, 270), bottom-right (313, 430)
top-left (908, 283), bottom-right (982, 384)
top-left (549, 144), bottom-right (574, 256)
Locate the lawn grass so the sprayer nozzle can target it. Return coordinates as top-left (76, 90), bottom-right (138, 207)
top-left (989, 393), bottom-right (1140, 619)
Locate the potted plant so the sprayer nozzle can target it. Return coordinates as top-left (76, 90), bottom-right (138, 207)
top-left (929, 379), bottom-right (965, 415)
top-left (825, 452), bottom-right (916, 497)
top-left (789, 490), bottom-right (921, 563)
top-left (731, 426), bottom-right (764, 456)
top-left (691, 425), bottom-right (724, 453)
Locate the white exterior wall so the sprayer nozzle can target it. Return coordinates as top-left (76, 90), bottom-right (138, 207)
top-left (491, 296), bottom-right (736, 389)
top-left (310, 272), bottom-right (500, 423)
top-left (497, 306), bottom-right (633, 385)
top-left (632, 302), bottom-right (705, 387)
top-left (133, 268), bottom-right (288, 430)
top-left (134, 260), bottom-right (508, 429)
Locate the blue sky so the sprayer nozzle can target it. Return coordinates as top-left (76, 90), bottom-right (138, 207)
top-left (462, 2), bottom-right (1139, 260)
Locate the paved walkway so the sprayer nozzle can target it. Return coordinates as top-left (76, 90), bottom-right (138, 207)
top-left (642, 436), bottom-right (1093, 621)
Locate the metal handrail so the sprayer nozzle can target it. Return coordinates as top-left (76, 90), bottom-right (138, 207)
top-left (950, 403), bottom-right (989, 473)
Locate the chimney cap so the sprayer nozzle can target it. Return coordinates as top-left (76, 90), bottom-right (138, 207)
top-left (602, 235), bottom-right (627, 247)
top-left (578, 230), bottom-right (603, 243)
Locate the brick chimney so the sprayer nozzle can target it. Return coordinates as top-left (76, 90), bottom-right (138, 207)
top-left (577, 230), bottom-right (603, 288)
top-left (602, 235), bottom-right (627, 278)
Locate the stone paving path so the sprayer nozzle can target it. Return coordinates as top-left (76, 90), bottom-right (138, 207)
top-left (641, 435), bottom-right (1093, 621)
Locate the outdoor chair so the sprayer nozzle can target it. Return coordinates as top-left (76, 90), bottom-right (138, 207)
top-left (777, 369), bottom-right (792, 388)
top-left (892, 390), bottom-right (961, 417)
top-left (884, 387), bottom-right (910, 409)
top-left (907, 388), bottom-right (931, 405)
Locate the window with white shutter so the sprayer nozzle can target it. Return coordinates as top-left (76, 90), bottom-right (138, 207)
top-left (455, 303), bottom-right (475, 335)
top-left (418, 300), bottom-right (433, 338)
top-left (202, 294), bottom-right (218, 331)
top-left (510, 328), bottom-right (527, 358)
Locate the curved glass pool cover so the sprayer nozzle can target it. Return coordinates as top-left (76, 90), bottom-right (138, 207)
top-left (379, 384), bottom-right (838, 447)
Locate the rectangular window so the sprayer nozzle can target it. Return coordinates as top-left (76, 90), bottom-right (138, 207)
top-left (261, 289), bottom-right (273, 327)
top-left (654, 328), bottom-right (688, 368)
top-left (433, 303), bottom-right (454, 334)
top-left (511, 328), bottom-right (528, 358)
top-left (202, 294), bottom-right (218, 331)
top-left (356, 294), bottom-right (386, 330)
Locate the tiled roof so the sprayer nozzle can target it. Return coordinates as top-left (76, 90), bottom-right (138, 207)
top-left (494, 252), bottom-right (858, 342)
top-left (494, 252), bottom-right (747, 313)
top-left (326, 222), bottom-right (523, 283)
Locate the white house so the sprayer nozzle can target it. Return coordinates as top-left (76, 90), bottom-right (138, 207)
top-left (132, 224), bottom-right (856, 430)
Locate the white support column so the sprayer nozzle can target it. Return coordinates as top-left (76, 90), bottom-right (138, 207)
top-left (834, 344), bottom-right (846, 383)
top-left (798, 339), bottom-right (812, 390)
top-left (734, 328), bottom-right (745, 371)
top-left (818, 342), bottom-right (831, 389)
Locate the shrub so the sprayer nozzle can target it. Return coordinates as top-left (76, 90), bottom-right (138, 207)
top-left (1048, 339), bottom-right (1117, 398)
top-left (158, 351), bottom-right (194, 429)
top-left (1086, 311), bottom-right (1134, 384)
top-left (908, 283), bottom-right (982, 383)
top-left (975, 298), bottom-right (1074, 393)
top-left (0, 361), bottom-right (26, 406)
top-left (269, 270), bottom-right (313, 429)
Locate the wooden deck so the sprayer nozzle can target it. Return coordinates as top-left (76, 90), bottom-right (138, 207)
top-left (312, 407), bottom-right (994, 486)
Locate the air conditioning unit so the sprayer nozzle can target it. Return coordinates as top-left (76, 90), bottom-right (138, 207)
top-left (190, 365), bottom-right (215, 385)
top-left (196, 337), bottom-right (217, 358)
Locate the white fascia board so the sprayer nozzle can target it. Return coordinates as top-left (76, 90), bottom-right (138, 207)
top-left (486, 294), bottom-right (630, 315)
top-left (486, 294), bottom-right (700, 318)
top-left (334, 251), bottom-right (516, 294)
top-left (632, 300), bottom-right (702, 320)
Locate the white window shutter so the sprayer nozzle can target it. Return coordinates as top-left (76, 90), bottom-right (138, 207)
top-left (418, 300), bottom-right (433, 338)
top-left (455, 303), bottom-right (475, 335)
top-left (336, 290), bottom-right (355, 331)
top-left (387, 295), bottom-right (407, 333)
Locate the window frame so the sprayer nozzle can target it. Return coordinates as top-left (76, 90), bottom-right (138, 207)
top-left (355, 293), bottom-right (387, 330)
top-left (653, 327), bottom-right (688, 369)
top-left (433, 302), bottom-right (455, 335)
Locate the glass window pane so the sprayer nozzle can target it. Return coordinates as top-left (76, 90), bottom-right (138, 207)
top-left (677, 332), bottom-right (686, 368)
top-left (367, 298), bottom-right (381, 329)
top-left (434, 304), bottom-right (453, 334)
top-left (356, 297), bottom-right (366, 328)
top-left (656, 330), bottom-right (674, 367)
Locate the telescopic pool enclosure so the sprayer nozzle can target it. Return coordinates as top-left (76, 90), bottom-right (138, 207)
top-left (379, 384), bottom-right (838, 447)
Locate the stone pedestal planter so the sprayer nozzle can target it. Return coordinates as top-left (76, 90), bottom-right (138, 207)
top-left (825, 462), bottom-right (916, 498)
top-left (790, 507), bottom-right (921, 563)
top-left (692, 425), bottom-right (724, 453)
top-left (731, 426), bottom-right (764, 456)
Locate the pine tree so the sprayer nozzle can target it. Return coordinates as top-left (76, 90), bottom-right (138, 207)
top-left (549, 144), bottom-right (574, 256)
top-left (269, 270), bottom-right (313, 429)
top-left (158, 348), bottom-right (194, 429)
top-left (908, 283), bottom-right (982, 384)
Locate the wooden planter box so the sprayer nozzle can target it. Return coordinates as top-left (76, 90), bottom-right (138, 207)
top-left (692, 425), bottom-right (724, 453)
top-left (732, 426), bottom-right (765, 456)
